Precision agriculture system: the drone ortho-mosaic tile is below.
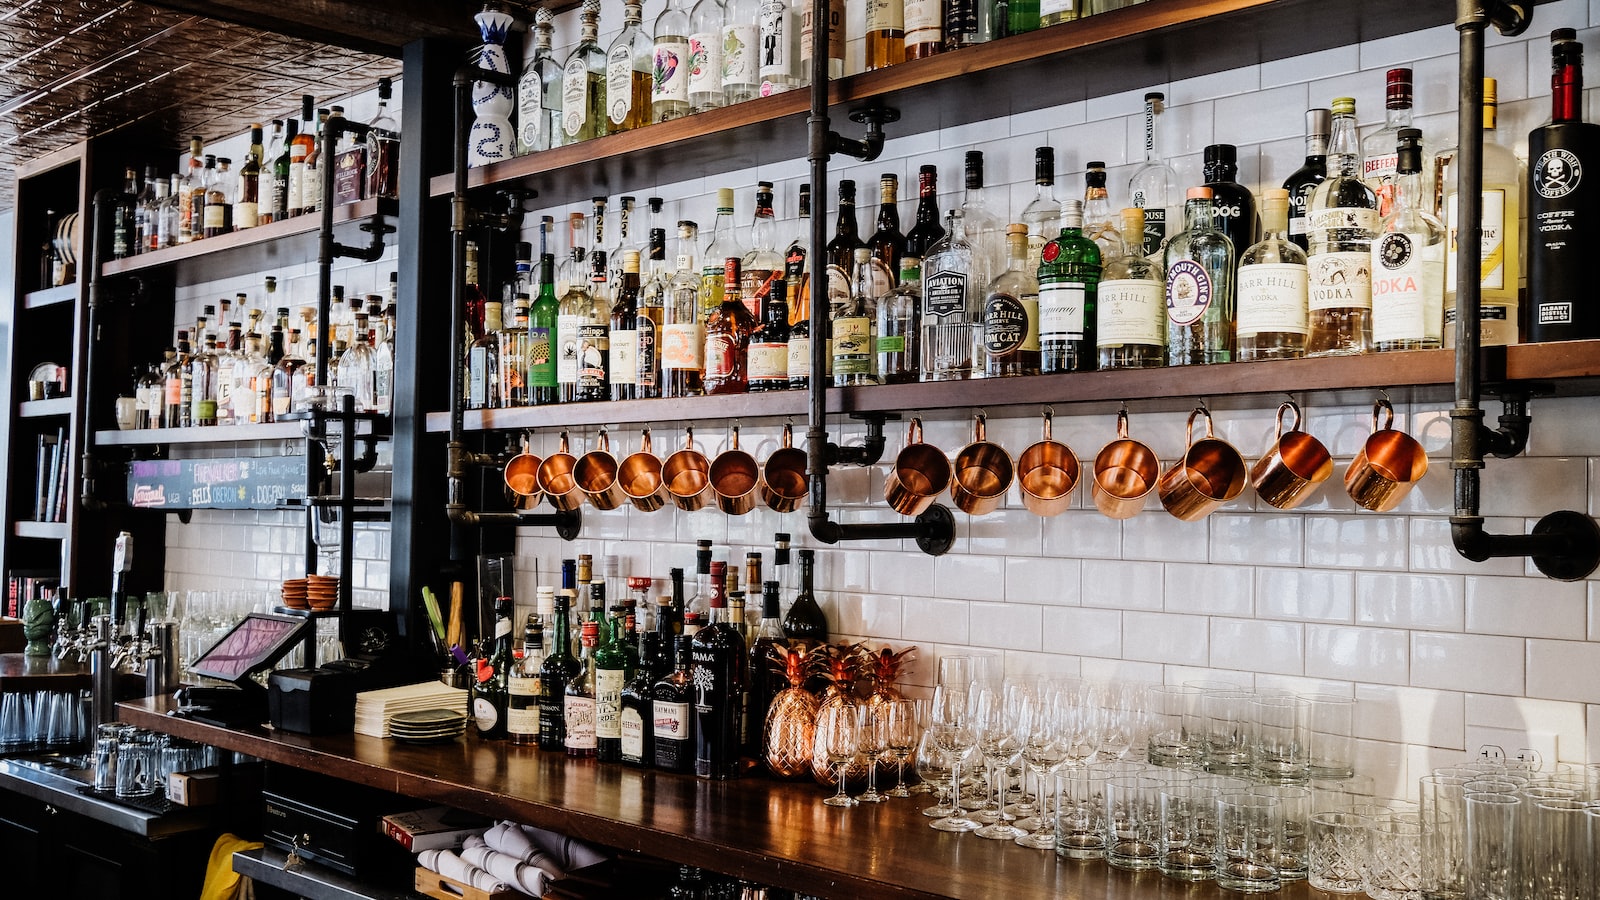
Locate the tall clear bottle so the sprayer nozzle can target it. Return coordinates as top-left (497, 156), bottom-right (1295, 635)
top-left (1305, 97), bottom-right (1379, 357)
top-left (702, 188), bottom-right (741, 321)
top-left (1128, 92), bottom-right (1179, 257)
top-left (518, 8), bottom-right (562, 153)
top-left (960, 151), bottom-right (1003, 293)
top-left (665, 221), bottom-right (706, 398)
top-left (1439, 77), bottom-right (1524, 348)
top-left (1372, 129), bottom-right (1445, 351)
top-left (1164, 187), bottom-right (1236, 365)
top-left (562, 0), bottom-right (607, 146)
top-left (759, 0), bottom-right (804, 95)
top-left (608, 3), bottom-right (654, 134)
top-left (611, 251), bottom-right (642, 400)
top-left (1361, 68), bottom-right (1415, 218)
top-left (722, 0), bottom-right (761, 104)
top-left (921, 210), bottom-right (976, 381)
top-left (878, 258), bottom-right (920, 384)
top-left (578, 245), bottom-right (613, 402)
top-left (190, 332), bottom-right (220, 426)
top-left (1038, 200), bottom-right (1101, 374)
top-left (983, 224), bottom-right (1040, 377)
top-left (1020, 148), bottom-right (1060, 274)
top-left (1237, 188), bottom-right (1309, 360)
top-left (801, 0), bottom-right (845, 79)
top-left (637, 229), bottom-right (668, 399)
top-left (653, 0), bottom-right (694, 122)
top-left (1283, 108), bottom-right (1331, 252)
top-left (1097, 207), bottom-right (1166, 369)
top-left (557, 214), bottom-right (593, 403)
top-left (259, 121), bottom-right (283, 225)
top-left (1082, 160), bottom-right (1120, 259)
top-left (689, 0), bottom-right (728, 114)
top-left (835, 248), bottom-right (885, 385)
top-left (743, 182), bottom-right (784, 319)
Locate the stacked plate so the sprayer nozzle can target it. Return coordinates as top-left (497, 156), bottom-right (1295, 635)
top-left (281, 578), bottom-right (308, 609)
top-left (389, 708), bottom-right (466, 744)
top-left (355, 682), bottom-right (469, 737)
top-left (306, 574), bottom-right (339, 610)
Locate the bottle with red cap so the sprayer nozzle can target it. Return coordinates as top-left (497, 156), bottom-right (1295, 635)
top-left (1362, 68), bottom-right (1417, 218)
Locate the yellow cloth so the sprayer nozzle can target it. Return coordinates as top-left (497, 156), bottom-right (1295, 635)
top-left (198, 832), bottom-right (264, 900)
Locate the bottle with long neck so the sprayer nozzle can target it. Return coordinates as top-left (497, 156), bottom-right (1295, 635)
top-left (271, 121), bottom-right (296, 225)
top-left (189, 332), bottom-right (220, 426)
top-left (112, 167), bottom-right (139, 259)
top-left (921, 210), bottom-right (975, 381)
top-left (878, 257), bottom-right (919, 384)
top-left (179, 136), bottom-right (204, 244)
top-left (904, 165), bottom-right (946, 259)
top-left (1528, 29), bottom-right (1600, 342)
top-left (366, 78), bottom-right (400, 201)
top-left (1440, 77), bottom-right (1524, 348)
top-left (750, 258), bottom-right (790, 392)
top-left (689, 0), bottom-right (727, 114)
top-left (869, 174), bottom-right (906, 286)
top-left (163, 332), bottom-right (190, 428)
top-left (288, 95), bottom-right (316, 217)
top-left (745, 580), bottom-right (786, 759)
top-left (982, 224), bottom-right (1041, 377)
top-left (1129, 93), bottom-right (1178, 257)
top-left (540, 592), bottom-right (579, 751)
top-left (743, 183), bottom-right (783, 319)
top-left (781, 549), bottom-right (827, 642)
top-left (637, 229), bottom-right (667, 399)
top-left (690, 542), bottom-right (714, 616)
top-left (1362, 68), bottom-right (1415, 218)
top-left (702, 188), bottom-right (740, 321)
top-left (235, 125), bottom-right (262, 232)
top-left (1283, 108), bottom-right (1331, 252)
top-left (561, 0), bottom-right (607, 145)
top-left (664, 221), bottom-right (705, 397)
top-left (607, 2), bottom-right (653, 133)
top-left (518, 8), bottom-right (561, 154)
top-left (1038, 200), bottom-right (1101, 374)
top-left (508, 617), bottom-right (545, 746)
top-left (961, 151), bottom-right (1003, 290)
top-left (1097, 207), bottom-right (1166, 369)
top-left (594, 597), bottom-right (632, 763)
top-left (785, 185), bottom-right (812, 390)
top-left (564, 620), bottom-right (599, 758)
top-left (1021, 149), bottom-right (1060, 272)
top-left (691, 562), bottom-right (746, 780)
top-left (1372, 129), bottom-right (1445, 351)
top-left (189, 148), bottom-right (211, 241)
top-left (1164, 187), bottom-right (1236, 365)
top-left (621, 631), bottom-right (662, 767)
top-left (528, 254), bottom-right (560, 405)
top-left (1305, 97), bottom-right (1379, 357)
top-left (557, 216), bottom-right (594, 403)
top-left (472, 598), bottom-right (514, 740)
top-left (609, 250), bottom-right (641, 401)
top-left (1237, 189), bottom-right (1310, 360)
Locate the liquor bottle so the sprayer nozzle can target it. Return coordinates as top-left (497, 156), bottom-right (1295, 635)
top-left (1041, 0), bottom-right (1078, 25)
top-left (540, 592), bottom-right (580, 751)
top-left (1283, 108), bottom-right (1331, 252)
top-left (1097, 207), bottom-right (1166, 369)
top-left (901, 0), bottom-right (942, 56)
top-left (159, 175), bottom-right (182, 250)
top-left (921, 210), bottom-right (976, 381)
top-left (1202, 144), bottom-right (1257, 256)
top-left (690, 543), bottom-right (714, 617)
top-left (743, 182), bottom-right (784, 319)
top-left (609, 196), bottom-right (637, 288)
top-left (1306, 97), bottom-right (1379, 357)
top-left (866, 0), bottom-right (906, 70)
top-left (343, 312), bottom-right (380, 411)
top-left (705, 259), bottom-right (757, 394)
top-left (519, 9), bottom-right (562, 153)
top-left (785, 189), bottom-right (812, 391)
top-left (162, 333), bottom-right (189, 429)
top-left (135, 166), bottom-right (158, 252)
top-left (366, 297), bottom-right (393, 415)
top-left (1082, 160), bottom-right (1120, 259)
top-left (652, 0), bottom-right (693, 122)
top-left (608, 2), bottom-right (654, 134)
top-left (702, 188), bottom-right (741, 321)
top-left (234, 127), bottom-right (262, 231)
top-left (288, 95), bottom-right (316, 217)
top-left (1129, 93), bottom-right (1179, 256)
top-left (1237, 188), bottom-right (1310, 360)
top-left (801, 0), bottom-right (845, 80)
top-left (203, 155), bottom-right (232, 238)
top-left (983, 224), bottom-right (1040, 377)
top-left (1039, 200), bottom-right (1102, 374)
top-left (257, 121), bottom-right (282, 226)
top-left (652, 635), bottom-right (697, 772)
top-left (961, 151), bottom-right (1004, 292)
top-left (468, 301), bottom-right (502, 410)
top-left (508, 617), bottom-right (545, 746)
top-left (945, 0), bottom-right (980, 48)
top-left (112, 167), bottom-right (139, 259)
top-left (637, 227), bottom-right (667, 399)
top-left (302, 109), bottom-right (328, 217)
top-left (137, 358), bottom-right (166, 429)
top-left (744, 581), bottom-right (786, 758)
top-left (691, 567), bottom-right (747, 780)
top-left (1528, 30), bottom-right (1600, 342)
top-left (271, 121), bottom-right (296, 225)
top-left (665, 221), bottom-right (705, 398)
top-left (473, 598), bottom-right (514, 740)
top-left (1362, 68), bottom-right (1415, 219)
top-left (904, 165), bottom-right (946, 259)
top-left (565, 619), bottom-right (600, 758)
top-left (722, 0), bottom-right (761, 104)
top-left (1439, 78), bottom-right (1524, 348)
top-left (176, 137), bottom-right (202, 244)
top-left (606, 250), bottom-right (642, 401)
top-left (1164, 187), bottom-right (1236, 365)
top-left (190, 333), bottom-right (220, 426)
top-left (1372, 129), bottom-right (1445, 351)
top-left (749, 264), bottom-right (790, 391)
top-left (189, 148), bottom-right (212, 243)
top-left (689, 0), bottom-right (727, 114)
top-left (530, 254), bottom-right (560, 404)
top-left (836, 248), bottom-right (885, 385)
top-left (499, 293), bottom-right (531, 408)
top-left (621, 631), bottom-right (663, 767)
top-left (365, 79), bottom-right (400, 202)
top-left (1021, 149), bottom-right (1061, 273)
top-left (825, 180), bottom-right (866, 303)
top-left (557, 223), bottom-right (593, 403)
top-left (876, 258), bottom-right (920, 383)
top-left (869, 174), bottom-right (906, 287)
top-left (781, 549), bottom-right (828, 642)
top-left (594, 601), bottom-right (632, 764)
top-left (759, 0), bottom-right (804, 95)
top-left (562, 0), bottom-right (607, 145)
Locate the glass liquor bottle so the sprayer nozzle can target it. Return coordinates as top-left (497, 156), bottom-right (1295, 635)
top-left (1372, 129), bottom-right (1445, 351)
top-left (705, 259), bottom-right (757, 394)
top-left (1306, 97), bottom-right (1379, 357)
top-left (652, 0), bottom-right (693, 122)
top-left (138, 357), bottom-right (167, 429)
top-left (1362, 68), bottom-right (1415, 218)
top-left (690, 543), bottom-right (714, 617)
top-left (652, 635), bottom-right (697, 772)
top-left (835, 248), bottom-right (885, 385)
top-left (749, 266), bottom-right (790, 391)
top-left (1237, 188), bottom-right (1310, 360)
top-left (781, 549), bottom-right (827, 642)
top-left (530, 254), bottom-right (560, 404)
top-left (1283, 108), bottom-right (1331, 252)
top-left (177, 137), bottom-right (202, 244)
top-left (945, 0), bottom-right (980, 48)
top-left (271, 121), bottom-right (296, 225)
top-left (235, 126), bottom-right (262, 231)
top-left (983, 224), bottom-right (1040, 377)
top-left (759, 0), bottom-right (804, 96)
top-left (921, 210), bottom-right (976, 381)
top-left (111, 167), bottom-right (139, 259)
top-left (499, 294), bottom-right (531, 407)
top-left (609, 196), bottom-right (637, 288)
top-left (1203, 143), bottom-right (1257, 256)
top-left (1039, 200), bottom-right (1101, 374)
top-left (960, 151), bottom-right (1004, 292)
top-left (607, 2), bottom-right (654, 133)
top-left (621, 631), bottom-right (663, 766)
top-left (366, 297), bottom-right (393, 415)
top-left (518, 8), bottom-right (562, 153)
top-left (689, 0), bottom-right (728, 114)
top-left (302, 110), bottom-right (328, 217)
top-left (594, 599), bottom-right (632, 763)
top-left (1129, 92), bottom-right (1178, 257)
top-left (163, 332), bottom-right (189, 428)
top-left (1164, 187), bottom-right (1236, 365)
top-left (1021, 149), bottom-right (1060, 273)
top-left (904, 165), bottom-right (946, 259)
top-left (1439, 78), bottom-right (1524, 348)
top-left (785, 188), bottom-right (812, 391)
top-left (272, 326), bottom-right (307, 419)
top-left (473, 598), bottom-right (514, 740)
top-left (904, 0), bottom-right (942, 56)
top-left (1528, 29), bottom-right (1600, 342)
top-left (203, 155), bottom-right (232, 238)
top-left (801, 0), bottom-right (845, 79)
top-left (1082, 160), bottom-right (1120, 259)
top-left (189, 146), bottom-right (212, 241)
top-left (869, 174), bottom-right (906, 287)
top-left (366, 78), bottom-right (400, 201)
top-left (825, 180), bottom-right (866, 305)
top-left (1097, 207), bottom-right (1166, 369)
top-left (743, 182), bottom-right (784, 319)
top-left (468, 301), bottom-right (502, 410)
top-left (691, 570), bottom-right (746, 780)
top-left (866, 0), bottom-right (906, 70)
top-left (744, 581), bottom-right (786, 758)
top-left (561, 0), bottom-right (607, 146)
top-left (1004, 0), bottom-right (1040, 35)
top-left (508, 617), bottom-right (545, 746)
top-left (878, 258), bottom-right (920, 383)
top-left (159, 175), bottom-right (182, 250)
top-left (258, 121), bottom-right (282, 225)
top-left (610, 250), bottom-right (641, 400)
top-left (722, 0), bottom-right (761, 104)
top-left (288, 95), bottom-right (316, 217)
top-left (189, 333), bottom-right (220, 426)
top-left (637, 229), bottom-right (668, 398)
top-left (564, 620), bottom-right (600, 758)
top-left (215, 323), bottom-right (242, 425)
top-left (142, 167), bottom-right (166, 252)
top-left (1041, 0), bottom-right (1078, 25)
top-left (664, 220), bottom-right (705, 398)
top-left (702, 188), bottom-right (741, 321)
top-left (341, 312), bottom-right (378, 411)
top-left (557, 219), bottom-right (594, 403)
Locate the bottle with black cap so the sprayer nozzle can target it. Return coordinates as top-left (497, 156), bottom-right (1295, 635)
top-left (1203, 143), bottom-right (1258, 254)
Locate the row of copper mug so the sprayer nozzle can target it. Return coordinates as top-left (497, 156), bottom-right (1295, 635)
top-left (505, 424), bottom-right (809, 516)
top-left (886, 398), bottom-right (1430, 521)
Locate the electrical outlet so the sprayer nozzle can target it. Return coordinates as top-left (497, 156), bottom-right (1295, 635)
top-left (1478, 744), bottom-right (1505, 761)
top-left (1516, 733), bottom-right (1558, 774)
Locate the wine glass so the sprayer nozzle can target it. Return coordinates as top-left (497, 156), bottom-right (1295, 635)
top-left (818, 702), bottom-right (860, 808)
top-left (929, 683), bottom-right (981, 832)
top-left (1016, 685), bottom-right (1073, 849)
top-left (884, 698), bottom-right (919, 798)
top-left (972, 680), bottom-right (1027, 840)
top-left (856, 704), bottom-right (888, 804)
top-left (917, 725), bottom-right (957, 817)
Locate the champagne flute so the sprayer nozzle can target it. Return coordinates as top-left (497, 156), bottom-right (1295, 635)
top-left (819, 702), bottom-right (860, 808)
top-left (856, 705), bottom-right (888, 803)
top-left (1016, 685), bottom-right (1072, 849)
top-left (929, 683), bottom-right (980, 832)
top-left (884, 698), bottom-right (919, 798)
top-left (972, 681), bottom-right (1027, 840)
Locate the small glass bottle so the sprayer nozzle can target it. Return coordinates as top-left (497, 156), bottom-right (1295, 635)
top-left (1097, 207), bottom-right (1167, 369)
top-left (705, 258), bottom-right (757, 394)
top-left (1038, 200), bottom-right (1101, 374)
top-left (878, 257), bottom-right (920, 384)
top-left (1306, 97), bottom-right (1379, 357)
top-left (1372, 128), bottom-right (1445, 351)
top-left (1164, 187), bottom-right (1236, 365)
top-left (834, 247), bottom-right (884, 385)
top-left (1237, 188), bottom-right (1310, 360)
top-left (983, 224), bottom-right (1040, 377)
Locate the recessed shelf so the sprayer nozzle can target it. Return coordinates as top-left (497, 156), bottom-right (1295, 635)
top-left (95, 421), bottom-right (308, 446)
top-left (21, 285), bottom-right (76, 309)
top-left (11, 521), bottom-right (67, 539)
top-left (18, 398), bottom-right (72, 418)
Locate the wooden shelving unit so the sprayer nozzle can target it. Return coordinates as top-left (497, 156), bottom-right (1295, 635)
top-left (11, 521), bottom-right (68, 540)
top-left (94, 421), bottom-right (308, 446)
top-left (17, 398), bottom-right (73, 419)
top-left (21, 284), bottom-right (77, 310)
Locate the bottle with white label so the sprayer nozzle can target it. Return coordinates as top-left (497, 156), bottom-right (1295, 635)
top-left (1097, 207), bottom-right (1166, 369)
top-left (517, 8), bottom-right (561, 154)
top-left (984, 224), bottom-right (1041, 377)
top-left (757, 0), bottom-right (803, 95)
top-left (723, 0), bottom-right (761, 104)
top-left (652, 0), bottom-right (694, 122)
top-left (1128, 92), bottom-right (1179, 257)
top-left (1237, 188), bottom-right (1309, 360)
top-left (920, 210), bottom-right (976, 381)
top-left (561, 0), bottom-right (607, 144)
top-left (1038, 200), bottom-right (1101, 374)
top-left (665, 221), bottom-right (706, 398)
top-left (1361, 68), bottom-right (1415, 219)
top-left (1163, 187), bottom-right (1236, 365)
top-left (834, 248), bottom-right (884, 385)
top-left (1305, 97), bottom-right (1379, 357)
top-left (1372, 128), bottom-right (1445, 351)
top-left (507, 618), bottom-right (544, 746)
top-left (1439, 77), bottom-right (1525, 348)
top-left (607, 3), bottom-right (653, 133)
top-left (689, 0), bottom-right (728, 114)
top-left (904, 0), bottom-right (942, 57)
top-left (801, 0), bottom-right (845, 79)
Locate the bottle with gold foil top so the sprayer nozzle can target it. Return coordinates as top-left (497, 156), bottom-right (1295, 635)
top-left (704, 259), bottom-right (757, 394)
top-left (1097, 208), bottom-right (1166, 369)
top-left (702, 188), bottom-right (741, 322)
top-left (1237, 188), bottom-right (1309, 360)
top-left (1305, 97), bottom-right (1378, 356)
top-left (983, 224), bottom-right (1040, 377)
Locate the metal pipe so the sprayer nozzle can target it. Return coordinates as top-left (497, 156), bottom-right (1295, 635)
top-left (80, 188), bottom-right (117, 511)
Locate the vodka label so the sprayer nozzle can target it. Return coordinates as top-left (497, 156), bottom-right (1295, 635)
top-left (722, 24), bottom-right (759, 88)
top-left (688, 32), bottom-right (723, 97)
top-left (662, 322), bottom-right (705, 370)
top-left (983, 293), bottom-right (1028, 356)
top-left (904, 0), bottom-right (941, 42)
top-left (562, 57), bottom-right (589, 138)
top-left (1307, 252), bottom-right (1372, 311)
top-left (635, 318), bottom-right (658, 388)
top-left (1039, 283), bottom-right (1088, 341)
top-left (759, 3), bottom-right (792, 80)
top-left (1165, 259), bottom-right (1213, 326)
top-left (610, 328), bottom-right (637, 384)
top-left (595, 669), bottom-right (625, 740)
top-left (1372, 233), bottom-right (1442, 344)
top-left (557, 314), bottom-right (585, 384)
top-left (653, 39), bottom-right (691, 103)
top-left (831, 316), bottom-right (872, 374)
top-left (607, 45), bottom-right (634, 125)
top-left (1444, 188), bottom-right (1508, 291)
top-left (1236, 263), bottom-right (1309, 336)
top-left (866, 0), bottom-right (904, 29)
top-left (1096, 279), bottom-right (1164, 346)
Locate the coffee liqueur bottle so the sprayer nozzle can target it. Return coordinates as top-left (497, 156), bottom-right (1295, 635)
top-left (621, 632), bottom-right (663, 767)
top-left (1283, 108), bottom-right (1331, 252)
top-left (652, 635), bottom-right (696, 772)
top-left (1372, 129), bottom-right (1446, 351)
top-left (983, 224), bottom-right (1040, 377)
top-left (1164, 187), bottom-right (1236, 365)
top-left (1237, 188), bottom-right (1310, 360)
top-left (508, 617), bottom-right (545, 746)
top-left (472, 598), bottom-right (514, 741)
top-left (539, 592), bottom-right (580, 751)
top-left (691, 572), bottom-right (746, 779)
top-left (1097, 208), bottom-right (1166, 369)
top-left (565, 619), bottom-right (600, 758)
top-left (781, 549), bottom-right (828, 642)
top-left (1306, 97), bottom-right (1379, 356)
top-left (1038, 199), bottom-right (1102, 374)
top-left (1202, 143), bottom-right (1258, 255)
top-left (1528, 29), bottom-right (1600, 342)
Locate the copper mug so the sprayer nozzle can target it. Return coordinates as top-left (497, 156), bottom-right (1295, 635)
top-left (663, 427), bottom-right (715, 511)
top-left (760, 423), bottom-right (808, 513)
top-left (574, 429), bottom-right (626, 510)
top-left (618, 428), bottom-right (669, 512)
top-left (1344, 398), bottom-right (1429, 512)
top-left (503, 433), bottom-right (543, 512)
top-left (1159, 407), bottom-right (1248, 521)
top-left (1091, 409), bottom-right (1161, 519)
top-left (710, 426), bottom-right (761, 516)
top-left (536, 431), bottom-right (584, 512)
top-left (1016, 410), bottom-right (1080, 517)
top-left (884, 417), bottom-right (951, 516)
top-left (1251, 401), bottom-right (1334, 511)
top-left (950, 414), bottom-right (1014, 516)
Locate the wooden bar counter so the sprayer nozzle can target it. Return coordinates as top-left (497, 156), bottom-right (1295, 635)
top-left (120, 695), bottom-right (1356, 900)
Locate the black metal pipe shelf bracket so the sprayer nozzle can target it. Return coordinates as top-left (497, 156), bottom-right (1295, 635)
top-left (80, 188), bottom-right (119, 513)
top-left (805, 0), bottom-right (954, 557)
top-left (1451, 0), bottom-right (1599, 581)
top-left (444, 63), bottom-right (576, 540)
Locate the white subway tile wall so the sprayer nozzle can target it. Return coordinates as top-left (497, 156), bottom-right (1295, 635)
top-left (158, 1), bottom-right (1600, 799)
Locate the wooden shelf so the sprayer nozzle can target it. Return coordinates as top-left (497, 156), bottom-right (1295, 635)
top-left (430, 0), bottom-right (1454, 208)
top-left (18, 398), bottom-right (73, 419)
top-left (425, 340), bottom-right (1600, 433)
top-left (21, 285), bottom-right (77, 310)
top-left (11, 521), bottom-right (67, 540)
top-left (1, 653), bottom-right (90, 692)
top-left (95, 421), bottom-right (308, 446)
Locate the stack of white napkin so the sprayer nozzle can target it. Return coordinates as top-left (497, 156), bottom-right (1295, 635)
top-left (415, 821), bottom-right (608, 897)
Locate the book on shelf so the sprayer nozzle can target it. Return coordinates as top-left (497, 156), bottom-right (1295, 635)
top-left (34, 428), bottom-right (66, 523)
top-left (51, 436), bottom-right (70, 523)
top-left (6, 570), bottom-right (58, 619)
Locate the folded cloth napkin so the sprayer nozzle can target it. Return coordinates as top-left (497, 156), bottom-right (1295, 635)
top-left (460, 841), bottom-right (549, 896)
top-left (482, 822), bottom-right (563, 878)
top-left (519, 823), bottom-right (608, 870)
top-left (416, 848), bottom-right (512, 894)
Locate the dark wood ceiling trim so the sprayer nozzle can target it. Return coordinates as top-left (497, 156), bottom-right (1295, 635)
top-left (142, 0), bottom-right (474, 56)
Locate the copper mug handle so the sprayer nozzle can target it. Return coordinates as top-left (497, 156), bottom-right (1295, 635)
top-left (664, 426), bottom-right (715, 511)
top-left (760, 422), bottom-right (809, 513)
top-left (710, 425), bottom-right (761, 516)
top-left (884, 417), bottom-right (951, 516)
top-left (619, 428), bottom-right (669, 512)
top-left (1158, 407), bottom-right (1247, 522)
top-left (950, 413), bottom-right (1014, 516)
top-left (1017, 409), bottom-right (1080, 518)
top-left (1344, 398), bottom-right (1428, 511)
top-left (1249, 401), bottom-right (1334, 511)
top-left (537, 431), bottom-right (585, 512)
top-left (1092, 408), bottom-right (1161, 519)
